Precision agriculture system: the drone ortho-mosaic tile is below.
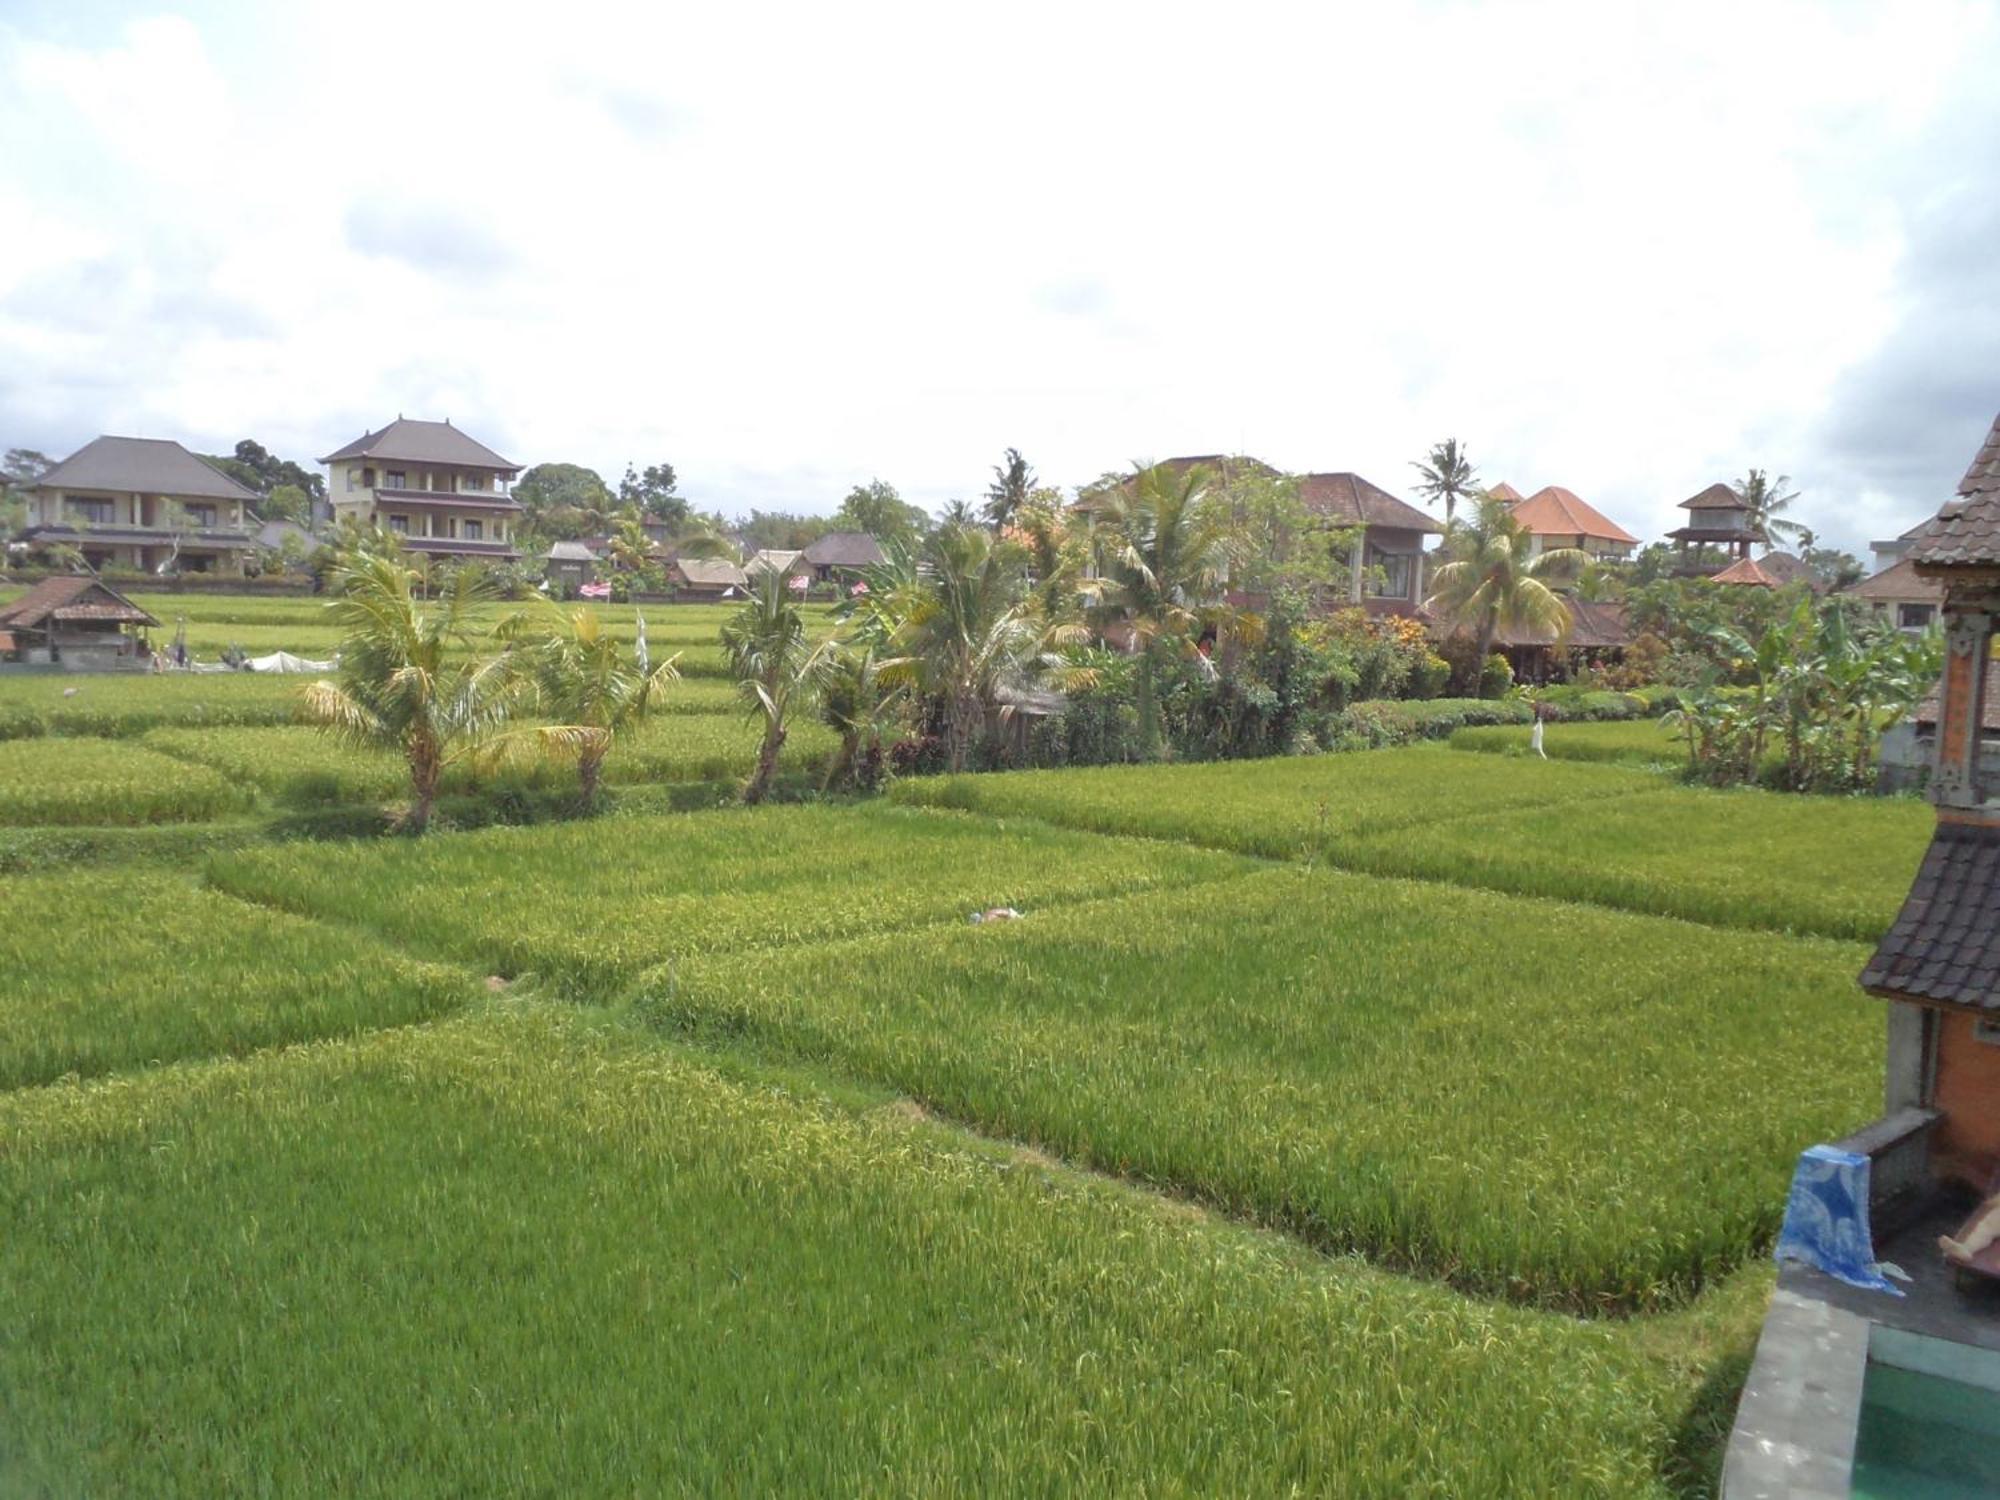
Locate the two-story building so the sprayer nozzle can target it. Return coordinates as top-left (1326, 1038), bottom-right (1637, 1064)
top-left (1296, 470), bottom-right (1442, 615)
top-left (320, 418), bottom-right (523, 561)
top-left (13, 435), bottom-right (261, 574)
top-left (1503, 484), bottom-right (1640, 562)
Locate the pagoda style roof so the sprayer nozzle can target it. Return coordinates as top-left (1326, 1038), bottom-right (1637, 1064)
top-left (1709, 556), bottom-right (1783, 588)
top-left (34, 436), bottom-right (260, 502)
top-left (1907, 412), bottom-right (2000, 570)
top-left (1510, 485), bottom-right (1639, 545)
top-left (1298, 472), bottom-right (1441, 533)
top-left (0, 575), bottom-right (158, 629)
top-left (1679, 482), bottom-right (1751, 512)
top-left (1485, 481), bottom-right (1525, 502)
top-left (1861, 822), bottom-right (2000, 1013)
top-left (318, 418), bottom-right (518, 473)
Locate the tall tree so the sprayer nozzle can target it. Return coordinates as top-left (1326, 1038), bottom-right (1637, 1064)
top-left (515, 463), bottom-right (614, 534)
top-left (983, 447), bottom-right (1036, 531)
top-left (1083, 462), bottom-right (1238, 760)
top-left (0, 447), bottom-right (52, 531)
top-left (1410, 439), bottom-right (1480, 525)
top-left (731, 509), bottom-right (835, 551)
top-left (202, 439), bottom-right (327, 507)
top-left (936, 498), bottom-right (978, 528)
top-left (618, 462), bottom-right (688, 527)
top-left (302, 552), bottom-right (516, 832)
top-left (834, 479), bottom-right (928, 545)
top-left (1424, 493), bottom-right (1587, 666)
top-left (721, 566), bottom-right (834, 804)
top-left (1734, 469), bottom-right (1806, 549)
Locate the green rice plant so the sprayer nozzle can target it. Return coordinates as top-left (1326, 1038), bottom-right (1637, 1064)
top-left (0, 870), bottom-right (472, 1088)
top-left (1450, 719), bottom-right (1690, 767)
top-left (602, 709), bottom-right (841, 784)
top-left (1333, 786), bottom-right (1931, 940)
top-left (892, 746), bottom-right (1669, 858)
top-left (144, 726), bottom-right (421, 806)
top-left (0, 1008), bottom-right (1698, 1495)
top-left (645, 866), bottom-right (1880, 1310)
top-left (0, 739), bottom-right (248, 825)
top-left (0, 672), bottom-right (306, 739)
top-left (205, 804), bottom-right (1251, 995)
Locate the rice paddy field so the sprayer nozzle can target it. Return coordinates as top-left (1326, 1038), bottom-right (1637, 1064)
top-left (1450, 717), bottom-right (1690, 766)
top-left (0, 652), bottom-right (1927, 1494)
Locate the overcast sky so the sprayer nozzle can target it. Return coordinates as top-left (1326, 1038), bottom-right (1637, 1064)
top-left (3, 0), bottom-right (1996, 554)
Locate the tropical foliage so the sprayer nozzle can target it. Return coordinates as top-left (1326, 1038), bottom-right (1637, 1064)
top-left (1425, 492), bottom-right (1587, 664)
top-left (721, 566), bottom-right (835, 803)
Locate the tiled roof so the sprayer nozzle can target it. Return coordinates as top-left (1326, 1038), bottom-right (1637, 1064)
top-left (1679, 482), bottom-right (1750, 512)
top-left (1298, 472), bottom-right (1441, 533)
top-left (1709, 556), bottom-right (1783, 588)
top-left (318, 418), bottom-right (518, 472)
top-left (1843, 558), bottom-right (1944, 604)
top-left (0, 575), bottom-right (158, 628)
top-left (1912, 674), bottom-right (2000, 731)
top-left (34, 435), bottom-right (260, 502)
top-left (1491, 598), bottom-right (1630, 649)
top-left (1485, 482), bottom-right (1525, 502)
top-left (1907, 412), bottom-right (2000, 569)
top-left (745, 549), bottom-right (804, 574)
top-left (673, 557), bottom-right (749, 588)
top-left (1752, 551), bottom-right (1817, 589)
top-left (803, 532), bottom-right (886, 568)
top-left (546, 540), bottom-right (598, 561)
top-left (1861, 822), bottom-right (2000, 1013)
top-left (1510, 486), bottom-right (1639, 545)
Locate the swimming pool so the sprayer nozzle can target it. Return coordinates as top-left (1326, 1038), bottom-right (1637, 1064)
top-left (1852, 1326), bottom-right (2000, 1498)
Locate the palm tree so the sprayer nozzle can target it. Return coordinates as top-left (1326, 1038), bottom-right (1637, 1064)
top-left (1410, 438), bottom-right (1480, 525)
top-left (1734, 469), bottom-right (1806, 549)
top-left (873, 524), bottom-right (1037, 774)
top-left (1424, 493), bottom-right (1588, 669)
top-left (721, 565), bottom-right (835, 804)
top-left (303, 551), bottom-right (517, 832)
top-left (497, 598), bottom-right (682, 806)
top-left (983, 447), bottom-right (1036, 531)
top-left (936, 498), bottom-right (979, 528)
top-left (817, 641), bottom-right (903, 792)
top-left (1083, 462), bottom-right (1237, 760)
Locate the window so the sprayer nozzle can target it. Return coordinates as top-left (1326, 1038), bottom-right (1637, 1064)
top-left (462, 520), bottom-right (483, 541)
top-left (1367, 549), bottom-right (1413, 599)
top-left (1898, 603), bottom-right (1936, 631)
top-left (385, 471), bottom-right (406, 490)
top-left (387, 514), bottom-right (409, 535)
top-left (346, 467), bottom-right (360, 492)
top-left (461, 472), bottom-right (488, 492)
top-left (66, 497), bottom-right (114, 525)
top-left (362, 467), bottom-right (376, 488)
top-left (185, 504), bottom-right (217, 528)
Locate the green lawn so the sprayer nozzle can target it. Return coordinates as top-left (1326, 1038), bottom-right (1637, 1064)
top-left (205, 804), bottom-right (1253, 995)
top-left (0, 739), bottom-right (249, 825)
top-left (0, 1007), bottom-right (1699, 1496)
top-left (892, 747), bottom-right (1669, 857)
top-left (1331, 786), bottom-right (1931, 940)
top-left (647, 865), bottom-right (1879, 1310)
top-left (0, 870), bottom-right (472, 1088)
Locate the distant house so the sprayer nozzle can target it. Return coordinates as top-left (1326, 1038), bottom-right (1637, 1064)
top-left (1490, 598), bottom-right (1632, 683)
top-left (13, 436), bottom-right (261, 575)
top-left (1869, 518), bottom-right (1930, 575)
top-left (1507, 485), bottom-right (1640, 562)
top-left (1708, 555), bottom-right (1785, 588)
top-left (320, 418), bottom-right (524, 562)
top-left (1843, 557), bottom-right (1945, 632)
top-left (803, 532), bottom-right (886, 583)
top-left (1668, 483), bottom-right (1764, 569)
top-left (0, 575), bottom-right (158, 670)
top-left (1296, 471), bottom-right (1442, 615)
top-left (669, 556), bottom-right (750, 599)
top-left (545, 540), bottom-right (599, 594)
top-left (745, 548), bottom-right (806, 580)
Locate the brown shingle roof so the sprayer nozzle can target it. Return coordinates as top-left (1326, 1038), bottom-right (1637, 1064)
top-left (1861, 822), bottom-right (2000, 1013)
top-left (318, 418), bottom-right (518, 472)
top-left (673, 557), bottom-right (749, 589)
top-left (803, 532), bottom-right (886, 568)
top-left (0, 575), bottom-right (158, 628)
top-left (33, 436), bottom-right (260, 503)
top-left (1843, 557), bottom-right (1944, 605)
top-left (1509, 486), bottom-right (1639, 545)
top-left (1491, 598), bottom-right (1630, 649)
top-left (1298, 472), bottom-right (1441, 533)
top-left (1679, 482), bottom-right (1750, 512)
top-left (1907, 412), bottom-right (2000, 570)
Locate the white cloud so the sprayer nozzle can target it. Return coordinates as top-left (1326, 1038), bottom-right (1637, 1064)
top-left (0, 0), bottom-right (1996, 551)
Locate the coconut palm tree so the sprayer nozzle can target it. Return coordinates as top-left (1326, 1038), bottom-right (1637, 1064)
top-left (497, 597), bottom-right (682, 807)
top-left (1424, 493), bottom-right (1588, 668)
top-left (983, 447), bottom-right (1036, 530)
top-left (722, 565), bottom-right (835, 804)
top-left (1083, 462), bottom-right (1238, 760)
top-left (1410, 438), bottom-right (1480, 525)
top-left (1734, 469), bottom-right (1806, 549)
top-left (816, 640), bottom-right (903, 792)
top-left (303, 551), bottom-right (517, 832)
top-left (871, 523), bottom-right (1038, 773)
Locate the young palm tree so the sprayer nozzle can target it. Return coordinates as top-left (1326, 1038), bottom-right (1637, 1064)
top-left (874, 523), bottom-right (1038, 774)
top-left (1083, 462), bottom-right (1237, 760)
top-left (303, 551), bottom-right (516, 832)
top-left (722, 565), bottom-right (834, 804)
top-left (1734, 469), bottom-right (1806, 549)
top-left (816, 641), bottom-right (902, 792)
top-left (497, 598), bottom-right (682, 806)
top-left (1424, 493), bottom-right (1588, 669)
top-left (1410, 438), bottom-right (1480, 525)
top-left (983, 447), bottom-right (1036, 531)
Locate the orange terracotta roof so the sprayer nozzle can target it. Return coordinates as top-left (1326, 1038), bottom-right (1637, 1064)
top-left (1508, 486), bottom-right (1639, 545)
top-left (1485, 481), bottom-right (1524, 502)
top-left (1708, 556), bottom-right (1782, 587)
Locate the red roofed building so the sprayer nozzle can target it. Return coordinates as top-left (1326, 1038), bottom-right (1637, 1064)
top-left (1507, 485), bottom-right (1640, 562)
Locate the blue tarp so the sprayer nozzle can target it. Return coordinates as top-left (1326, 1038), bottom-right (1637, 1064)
top-left (1774, 1143), bottom-right (1903, 1296)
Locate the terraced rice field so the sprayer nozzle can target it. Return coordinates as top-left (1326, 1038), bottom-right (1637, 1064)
top-left (1450, 718), bottom-right (1689, 766)
top-left (0, 739), bottom-right (249, 825)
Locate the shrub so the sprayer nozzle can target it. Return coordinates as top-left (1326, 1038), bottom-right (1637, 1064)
top-left (1479, 651), bottom-right (1515, 699)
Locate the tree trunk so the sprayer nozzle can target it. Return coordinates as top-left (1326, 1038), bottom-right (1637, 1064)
top-left (1473, 612), bottom-right (1498, 686)
top-left (578, 748), bottom-right (604, 809)
top-left (406, 737), bottom-right (441, 834)
top-left (1137, 648), bottom-right (1161, 761)
top-left (744, 718), bottom-right (787, 805)
top-left (945, 689), bottom-right (980, 774)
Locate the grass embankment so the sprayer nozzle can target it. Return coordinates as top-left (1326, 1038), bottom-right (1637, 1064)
top-left (0, 739), bottom-right (249, 825)
top-left (205, 805), bottom-right (1252, 994)
top-left (0, 1007), bottom-right (1706, 1496)
top-left (644, 864), bottom-right (1878, 1311)
top-left (0, 870), bottom-right (471, 1088)
top-left (1450, 718), bottom-right (1689, 767)
top-left (892, 747), bottom-right (1669, 856)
